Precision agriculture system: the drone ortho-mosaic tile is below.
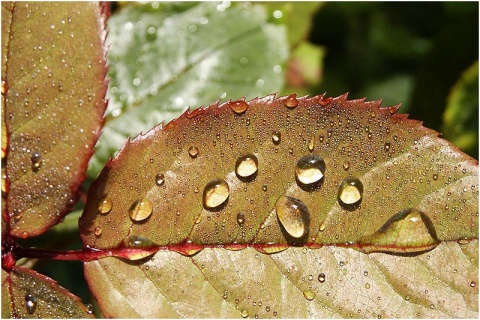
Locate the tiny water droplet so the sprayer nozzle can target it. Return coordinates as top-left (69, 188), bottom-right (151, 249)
top-left (262, 184), bottom-right (268, 192)
top-left (384, 142), bottom-right (390, 152)
top-left (85, 303), bottom-right (93, 314)
top-left (241, 309), bottom-right (249, 318)
top-left (155, 173), bottom-right (165, 186)
top-left (25, 294), bottom-right (37, 314)
top-left (94, 227), bottom-right (102, 237)
top-left (338, 177), bottom-right (364, 206)
top-left (235, 153), bottom-right (258, 179)
top-left (432, 173), bottom-right (438, 181)
top-left (129, 197), bottom-right (153, 221)
top-left (272, 131), bottom-right (281, 144)
top-left (319, 222), bottom-right (326, 232)
top-left (31, 151), bottom-right (42, 169)
top-left (303, 289), bottom-right (315, 300)
top-left (237, 212), bottom-right (245, 226)
top-left (308, 137), bottom-right (315, 152)
top-left (203, 178), bottom-right (229, 209)
top-left (365, 283), bottom-right (371, 289)
top-left (295, 154), bottom-right (326, 185)
top-left (97, 197), bottom-right (112, 214)
top-left (342, 161), bottom-right (350, 171)
top-left (275, 195), bottom-right (310, 238)
top-left (359, 208), bottom-right (439, 254)
top-left (284, 94), bottom-right (298, 108)
top-left (470, 281), bottom-right (476, 287)
top-left (308, 274), bottom-right (313, 281)
top-left (229, 100), bottom-right (248, 114)
top-left (188, 146), bottom-right (199, 158)
top-left (318, 273), bottom-right (326, 283)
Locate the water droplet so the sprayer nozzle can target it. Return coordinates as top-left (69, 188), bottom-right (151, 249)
top-left (384, 142), bottom-right (390, 152)
top-left (25, 294), bottom-right (37, 314)
top-left (237, 212), bottom-right (245, 226)
top-left (262, 184), bottom-right (268, 192)
top-left (295, 154), bottom-right (326, 185)
top-left (470, 281), bottom-right (476, 287)
top-left (303, 289), bottom-right (315, 300)
top-left (358, 208), bottom-right (439, 254)
top-left (308, 274), bottom-right (313, 281)
top-left (284, 94), bottom-right (298, 108)
top-left (203, 178), bottom-right (229, 209)
top-left (432, 173), bottom-right (438, 181)
top-left (365, 283), bottom-right (371, 289)
top-left (94, 227), bottom-right (102, 237)
top-left (343, 161), bottom-right (350, 170)
top-left (97, 197), bottom-right (112, 214)
top-left (308, 137), bottom-right (315, 152)
top-left (318, 273), bottom-right (326, 283)
top-left (188, 146), bottom-right (199, 158)
top-left (85, 304), bottom-right (93, 314)
top-left (235, 153), bottom-right (258, 179)
top-left (338, 176), bottom-right (364, 206)
top-left (272, 131), bottom-right (281, 144)
top-left (31, 151), bottom-right (42, 169)
top-left (129, 197), bottom-right (153, 221)
top-left (155, 173), bottom-right (165, 186)
top-left (229, 100), bottom-right (248, 114)
top-left (241, 309), bottom-right (249, 318)
top-left (275, 195), bottom-right (310, 238)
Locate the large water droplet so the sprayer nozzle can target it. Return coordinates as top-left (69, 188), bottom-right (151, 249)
top-left (203, 178), bottom-right (230, 209)
top-left (275, 195), bottom-right (310, 239)
top-left (303, 289), bottom-right (315, 301)
top-left (241, 309), bottom-right (249, 318)
top-left (97, 197), bottom-right (112, 214)
top-left (235, 153), bottom-right (258, 179)
top-left (295, 155), bottom-right (325, 185)
top-left (229, 100), bottom-right (248, 114)
top-left (272, 131), bottom-right (281, 144)
top-left (284, 94), bottom-right (298, 108)
top-left (121, 235), bottom-right (157, 260)
top-left (358, 208), bottom-right (439, 254)
top-left (338, 176), bottom-right (363, 206)
top-left (25, 294), bottom-right (37, 314)
top-left (129, 197), bottom-right (153, 221)
top-left (188, 146), bottom-right (199, 158)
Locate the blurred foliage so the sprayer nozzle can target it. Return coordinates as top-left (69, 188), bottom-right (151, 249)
top-left (24, 1), bottom-right (478, 316)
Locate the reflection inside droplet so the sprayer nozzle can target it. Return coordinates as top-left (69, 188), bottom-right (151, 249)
top-left (235, 153), bottom-right (258, 179)
top-left (338, 176), bottom-right (363, 206)
top-left (203, 178), bottom-right (230, 209)
top-left (295, 154), bottom-right (326, 185)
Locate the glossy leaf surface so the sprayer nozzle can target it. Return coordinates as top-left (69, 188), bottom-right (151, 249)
top-left (80, 94), bottom-right (478, 317)
top-left (89, 2), bottom-right (288, 177)
top-left (1, 2), bottom-right (108, 237)
top-left (1, 266), bottom-right (94, 318)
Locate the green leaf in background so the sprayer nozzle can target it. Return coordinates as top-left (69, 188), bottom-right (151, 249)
top-left (442, 62), bottom-right (479, 158)
top-left (89, 2), bottom-right (288, 178)
top-left (1, 2), bottom-right (108, 238)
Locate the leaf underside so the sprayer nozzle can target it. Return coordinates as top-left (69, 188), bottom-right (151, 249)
top-left (1, 1), bottom-right (108, 237)
top-left (80, 94), bottom-right (478, 318)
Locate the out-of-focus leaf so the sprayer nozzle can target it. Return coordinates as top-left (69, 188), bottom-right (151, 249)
top-left (442, 62), bottom-right (479, 158)
top-left (361, 73), bottom-right (414, 112)
top-left (1, 266), bottom-right (94, 318)
top-left (89, 2), bottom-right (288, 178)
top-left (80, 94), bottom-right (478, 317)
top-left (1, 2), bottom-right (108, 237)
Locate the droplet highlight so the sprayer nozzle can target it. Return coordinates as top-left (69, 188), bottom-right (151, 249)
top-left (97, 197), bottom-right (112, 214)
top-left (358, 208), bottom-right (439, 254)
top-left (129, 197), bottom-right (153, 221)
top-left (188, 146), bottom-right (199, 158)
top-left (235, 153), bottom-right (258, 179)
top-left (203, 178), bottom-right (230, 209)
top-left (272, 131), bottom-right (281, 144)
top-left (275, 195), bottom-right (310, 238)
top-left (25, 294), bottom-right (37, 314)
top-left (295, 154), bottom-right (326, 185)
top-left (338, 177), bottom-right (364, 206)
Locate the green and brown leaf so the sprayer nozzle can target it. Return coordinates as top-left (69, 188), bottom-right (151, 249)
top-left (80, 94), bottom-right (478, 317)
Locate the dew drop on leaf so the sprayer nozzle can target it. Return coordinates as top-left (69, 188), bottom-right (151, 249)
top-left (94, 227), bottom-right (102, 237)
top-left (338, 176), bottom-right (364, 206)
top-left (433, 173), bottom-right (438, 181)
top-left (155, 173), bottom-right (165, 186)
top-left (318, 273), bottom-right (326, 283)
top-left (129, 197), bottom-right (153, 221)
top-left (235, 153), bottom-right (258, 179)
top-left (188, 146), bottom-right (199, 158)
top-left (30, 151), bottom-right (42, 170)
top-left (295, 154), bottom-right (326, 185)
top-left (237, 212), bottom-right (245, 226)
top-left (203, 178), bottom-right (229, 209)
top-left (359, 208), bottom-right (439, 254)
top-left (229, 100), bottom-right (248, 114)
top-left (272, 130), bottom-right (281, 144)
top-left (308, 137), bottom-right (315, 152)
top-left (284, 94), bottom-right (299, 108)
top-left (343, 161), bottom-right (350, 171)
top-left (25, 293), bottom-right (37, 315)
top-left (122, 235), bottom-right (157, 260)
top-left (303, 289), bottom-right (315, 300)
top-left (85, 304), bottom-right (94, 314)
top-left (241, 309), bottom-right (249, 318)
top-left (97, 197), bottom-right (113, 215)
top-left (470, 281), bottom-right (476, 288)
top-left (275, 195), bottom-right (310, 238)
